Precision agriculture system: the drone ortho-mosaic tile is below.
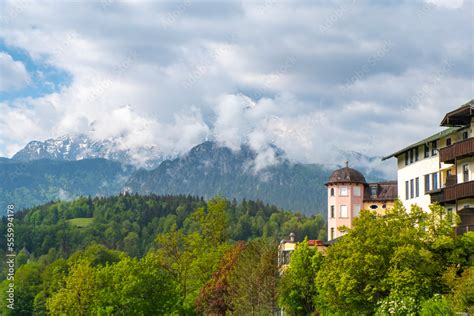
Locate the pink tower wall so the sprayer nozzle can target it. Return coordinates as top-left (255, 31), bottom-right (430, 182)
top-left (327, 182), bottom-right (364, 241)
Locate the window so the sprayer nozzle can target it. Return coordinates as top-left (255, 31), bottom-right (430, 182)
top-left (424, 144), bottom-right (430, 158)
top-left (432, 172), bottom-right (438, 190)
top-left (425, 174), bottom-right (430, 193)
top-left (463, 164), bottom-right (469, 182)
top-left (415, 177), bottom-right (419, 197)
top-left (330, 227), bottom-right (334, 240)
top-left (340, 186), bottom-right (348, 196)
top-left (405, 151), bottom-right (409, 166)
top-left (405, 181), bottom-right (409, 200)
top-left (370, 204), bottom-right (378, 209)
top-left (330, 205), bottom-right (335, 218)
top-left (409, 149), bottom-right (414, 164)
top-left (432, 140), bottom-right (437, 156)
top-left (446, 138), bottom-right (452, 146)
top-left (353, 204), bottom-right (361, 217)
top-left (410, 179), bottom-right (414, 199)
top-left (415, 147), bottom-right (419, 161)
top-left (370, 185), bottom-right (378, 196)
top-left (463, 131), bottom-right (469, 139)
top-left (353, 186), bottom-right (361, 196)
top-left (340, 205), bottom-right (348, 218)
top-left (330, 188), bottom-right (334, 196)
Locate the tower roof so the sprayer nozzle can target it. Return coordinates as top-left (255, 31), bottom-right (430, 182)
top-left (326, 162), bottom-right (366, 185)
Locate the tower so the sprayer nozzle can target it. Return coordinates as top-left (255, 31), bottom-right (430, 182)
top-left (326, 162), bottom-right (366, 241)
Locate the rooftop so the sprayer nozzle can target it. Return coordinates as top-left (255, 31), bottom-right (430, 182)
top-left (382, 126), bottom-right (462, 161)
top-left (383, 100), bottom-right (473, 161)
top-left (326, 162), bottom-right (366, 185)
top-left (364, 181), bottom-right (398, 201)
top-left (440, 99), bottom-right (474, 127)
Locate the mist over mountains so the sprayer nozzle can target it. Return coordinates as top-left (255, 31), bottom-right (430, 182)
top-left (2, 136), bottom-right (389, 214)
top-left (12, 134), bottom-right (170, 169)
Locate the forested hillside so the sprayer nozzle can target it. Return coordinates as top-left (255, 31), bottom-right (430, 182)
top-left (127, 141), bottom-right (332, 214)
top-left (0, 196), bottom-right (472, 315)
top-left (0, 158), bottom-right (133, 212)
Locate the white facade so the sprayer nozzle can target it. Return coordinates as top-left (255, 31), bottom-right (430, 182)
top-left (397, 151), bottom-right (439, 211)
top-left (392, 124), bottom-right (472, 212)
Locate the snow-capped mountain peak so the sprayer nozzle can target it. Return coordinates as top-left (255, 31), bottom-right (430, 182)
top-left (12, 134), bottom-right (170, 169)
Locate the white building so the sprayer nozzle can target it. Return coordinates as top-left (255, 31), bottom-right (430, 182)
top-left (383, 100), bottom-right (474, 234)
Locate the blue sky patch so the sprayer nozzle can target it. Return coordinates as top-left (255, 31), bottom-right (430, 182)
top-left (0, 40), bottom-right (72, 102)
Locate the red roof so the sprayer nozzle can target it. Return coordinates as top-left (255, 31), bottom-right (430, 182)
top-left (307, 240), bottom-right (324, 246)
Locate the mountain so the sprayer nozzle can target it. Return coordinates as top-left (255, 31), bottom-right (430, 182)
top-left (5, 138), bottom-right (390, 215)
top-left (12, 134), bottom-right (168, 169)
top-left (126, 141), bottom-right (332, 214)
top-left (0, 158), bottom-right (133, 212)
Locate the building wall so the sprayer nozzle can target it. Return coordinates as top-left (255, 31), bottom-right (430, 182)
top-left (394, 127), bottom-right (470, 212)
top-left (455, 157), bottom-right (474, 184)
top-left (327, 183), bottom-right (364, 240)
top-left (397, 151), bottom-right (439, 211)
top-left (362, 200), bottom-right (395, 215)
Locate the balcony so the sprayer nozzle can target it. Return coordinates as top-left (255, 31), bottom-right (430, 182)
top-left (455, 225), bottom-right (474, 235)
top-left (429, 180), bottom-right (474, 203)
top-left (444, 180), bottom-right (474, 202)
top-left (439, 137), bottom-right (474, 163)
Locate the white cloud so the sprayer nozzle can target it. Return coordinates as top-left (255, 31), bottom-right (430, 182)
top-left (0, 52), bottom-right (30, 91)
top-left (424, 0), bottom-right (465, 9)
top-left (0, 0), bottom-right (471, 179)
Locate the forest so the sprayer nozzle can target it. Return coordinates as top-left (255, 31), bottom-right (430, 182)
top-left (0, 194), bottom-right (324, 314)
top-left (0, 195), bottom-right (472, 315)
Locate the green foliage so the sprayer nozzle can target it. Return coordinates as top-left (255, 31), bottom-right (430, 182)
top-left (155, 198), bottom-right (232, 314)
top-left (278, 237), bottom-right (324, 315)
top-left (443, 265), bottom-right (474, 313)
top-left (375, 295), bottom-right (418, 316)
top-left (1, 194), bottom-right (323, 265)
top-left (0, 158), bottom-right (132, 212)
top-left (196, 242), bottom-right (246, 315)
top-left (419, 294), bottom-right (453, 316)
top-left (0, 194), bottom-right (326, 314)
top-left (45, 250), bottom-right (179, 315)
top-left (226, 239), bottom-right (279, 315)
top-left (66, 217), bottom-right (94, 227)
top-left (316, 201), bottom-right (469, 314)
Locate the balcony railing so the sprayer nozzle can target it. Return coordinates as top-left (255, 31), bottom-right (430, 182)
top-left (444, 180), bottom-right (474, 202)
top-left (445, 174), bottom-right (457, 187)
top-left (455, 224), bottom-right (474, 235)
top-left (430, 180), bottom-right (474, 203)
top-left (439, 137), bottom-right (474, 163)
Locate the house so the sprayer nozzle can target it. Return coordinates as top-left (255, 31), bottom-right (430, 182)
top-left (326, 162), bottom-right (397, 241)
top-left (277, 233), bottom-right (325, 273)
top-left (383, 100), bottom-right (474, 235)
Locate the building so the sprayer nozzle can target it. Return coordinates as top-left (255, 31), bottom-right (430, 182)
top-left (277, 233), bottom-right (325, 273)
top-left (326, 162), bottom-right (397, 241)
top-left (383, 100), bottom-right (474, 234)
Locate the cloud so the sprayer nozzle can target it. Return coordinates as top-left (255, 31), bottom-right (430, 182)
top-left (424, 0), bottom-right (465, 9)
top-left (0, 0), bottom-right (471, 179)
top-left (0, 52), bottom-right (30, 91)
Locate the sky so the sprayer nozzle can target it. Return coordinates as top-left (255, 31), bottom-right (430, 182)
top-left (0, 0), bottom-right (472, 176)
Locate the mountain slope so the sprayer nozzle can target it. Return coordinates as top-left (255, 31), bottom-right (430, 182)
top-left (126, 141), bottom-right (332, 214)
top-left (0, 158), bottom-right (133, 212)
top-left (12, 134), bottom-right (167, 169)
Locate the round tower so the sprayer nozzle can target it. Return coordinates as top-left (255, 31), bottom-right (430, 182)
top-left (326, 162), bottom-right (366, 241)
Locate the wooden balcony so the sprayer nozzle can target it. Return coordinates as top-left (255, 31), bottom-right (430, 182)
top-left (439, 137), bottom-right (474, 163)
top-left (455, 224), bottom-right (474, 235)
top-left (429, 190), bottom-right (445, 203)
top-left (430, 180), bottom-right (474, 203)
top-left (444, 180), bottom-right (474, 202)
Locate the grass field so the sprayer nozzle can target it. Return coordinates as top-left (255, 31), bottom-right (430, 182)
top-left (67, 217), bottom-right (94, 227)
